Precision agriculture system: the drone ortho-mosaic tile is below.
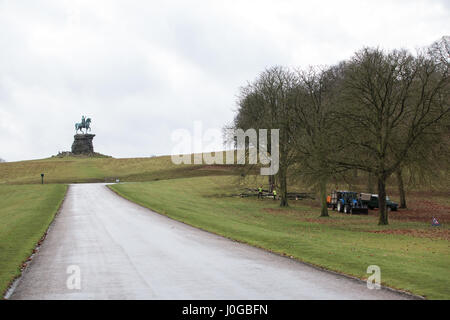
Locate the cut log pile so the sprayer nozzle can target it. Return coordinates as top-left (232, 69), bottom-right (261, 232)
top-left (236, 188), bottom-right (315, 200)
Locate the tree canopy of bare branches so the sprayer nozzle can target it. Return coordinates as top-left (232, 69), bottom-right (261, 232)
top-left (232, 37), bottom-right (449, 225)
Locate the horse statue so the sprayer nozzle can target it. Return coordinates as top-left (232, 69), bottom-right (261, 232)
top-left (75, 116), bottom-right (92, 134)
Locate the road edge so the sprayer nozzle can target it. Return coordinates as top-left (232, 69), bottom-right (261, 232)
top-left (2, 184), bottom-right (69, 300)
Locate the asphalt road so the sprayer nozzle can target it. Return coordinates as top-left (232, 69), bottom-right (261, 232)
top-left (10, 183), bottom-right (414, 300)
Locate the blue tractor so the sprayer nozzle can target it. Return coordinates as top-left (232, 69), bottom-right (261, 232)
top-left (328, 190), bottom-right (369, 215)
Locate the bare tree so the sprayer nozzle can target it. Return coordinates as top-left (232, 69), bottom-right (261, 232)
top-left (333, 45), bottom-right (449, 225)
top-left (394, 119), bottom-right (450, 208)
top-left (234, 67), bottom-right (298, 206)
top-left (291, 66), bottom-right (344, 216)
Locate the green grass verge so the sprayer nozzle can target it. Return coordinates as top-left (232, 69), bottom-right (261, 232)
top-left (110, 176), bottom-right (450, 300)
top-left (0, 184), bottom-right (67, 296)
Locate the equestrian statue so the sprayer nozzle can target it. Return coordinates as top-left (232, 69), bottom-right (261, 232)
top-left (75, 115), bottom-right (92, 134)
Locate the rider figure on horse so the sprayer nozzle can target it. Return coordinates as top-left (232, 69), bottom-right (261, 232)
top-left (75, 115), bottom-right (91, 134)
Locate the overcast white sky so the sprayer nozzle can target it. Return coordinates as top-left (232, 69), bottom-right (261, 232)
top-left (0, 0), bottom-right (448, 161)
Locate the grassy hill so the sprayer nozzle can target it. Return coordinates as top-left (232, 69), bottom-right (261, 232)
top-left (0, 154), bottom-right (239, 185)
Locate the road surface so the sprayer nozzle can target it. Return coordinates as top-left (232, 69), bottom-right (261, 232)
top-left (10, 184), bottom-right (414, 299)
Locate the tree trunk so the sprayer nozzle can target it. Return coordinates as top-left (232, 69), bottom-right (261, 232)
top-left (319, 178), bottom-right (329, 217)
top-left (396, 168), bottom-right (407, 209)
top-left (377, 176), bottom-right (389, 225)
top-left (279, 171), bottom-right (289, 207)
top-left (268, 175), bottom-right (274, 193)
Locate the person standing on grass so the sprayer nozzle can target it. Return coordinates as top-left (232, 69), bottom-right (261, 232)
top-left (273, 189), bottom-right (277, 200)
top-left (258, 185), bottom-right (263, 199)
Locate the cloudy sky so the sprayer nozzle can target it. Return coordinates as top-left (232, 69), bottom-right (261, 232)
top-left (0, 0), bottom-right (448, 161)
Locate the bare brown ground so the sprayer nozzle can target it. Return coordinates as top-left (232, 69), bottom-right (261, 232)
top-left (389, 199), bottom-right (450, 223)
top-left (367, 228), bottom-right (449, 241)
top-left (262, 193), bottom-right (449, 240)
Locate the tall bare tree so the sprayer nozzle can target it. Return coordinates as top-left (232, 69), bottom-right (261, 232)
top-left (291, 66), bottom-right (344, 216)
top-left (333, 45), bottom-right (449, 225)
top-left (234, 67), bottom-right (298, 206)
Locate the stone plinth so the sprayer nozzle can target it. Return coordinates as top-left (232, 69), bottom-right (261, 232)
top-left (71, 134), bottom-right (95, 154)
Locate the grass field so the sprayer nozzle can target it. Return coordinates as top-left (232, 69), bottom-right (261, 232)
top-left (0, 154), bottom-right (238, 185)
top-left (110, 176), bottom-right (450, 300)
top-left (0, 184), bottom-right (67, 295)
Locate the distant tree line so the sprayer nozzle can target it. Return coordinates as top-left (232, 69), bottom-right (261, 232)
top-left (232, 36), bottom-right (449, 225)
